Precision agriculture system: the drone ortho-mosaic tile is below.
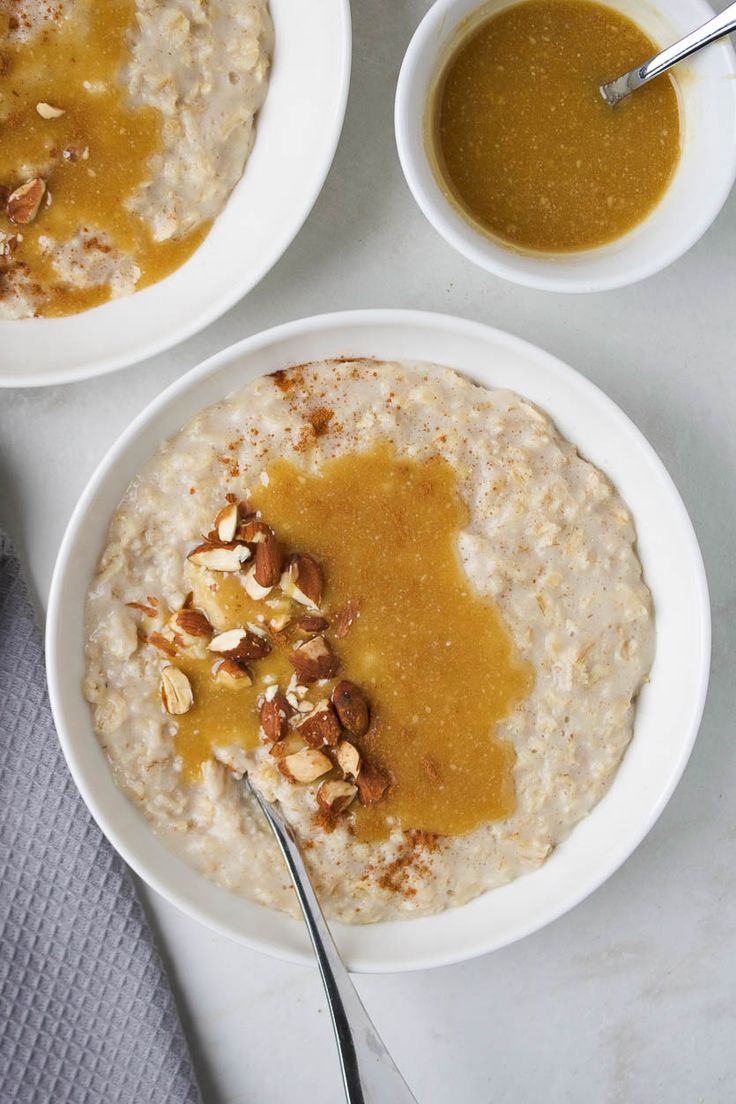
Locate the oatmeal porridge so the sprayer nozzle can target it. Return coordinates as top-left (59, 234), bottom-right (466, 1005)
top-left (84, 359), bottom-right (655, 923)
top-left (0, 0), bottom-right (272, 318)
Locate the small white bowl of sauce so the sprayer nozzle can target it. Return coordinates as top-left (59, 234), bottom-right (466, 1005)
top-left (395, 0), bottom-right (736, 291)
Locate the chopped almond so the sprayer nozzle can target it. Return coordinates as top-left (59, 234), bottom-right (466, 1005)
top-left (289, 635), bottom-right (339, 683)
top-left (188, 541), bottom-right (251, 572)
top-left (244, 565), bottom-right (272, 600)
top-left (214, 502), bottom-right (239, 543)
top-left (267, 610), bottom-right (292, 634)
top-left (281, 553), bottom-right (323, 608)
top-left (208, 627), bottom-right (271, 662)
top-left (147, 631), bottom-right (177, 657)
top-left (278, 747), bottom-right (332, 784)
top-left (295, 699), bottom-right (341, 748)
top-left (259, 691), bottom-right (293, 743)
top-left (36, 102), bottom-right (65, 119)
top-left (335, 740), bottom-right (361, 780)
top-left (331, 681), bottom-right (370, 738)
top-left (7, 178), bottom-right (46, 225)
top-left (316, 779), bottom-right (357, 815)
top-left (294, 615), bottom-right (328, 636)
top-left (254, 530), bottom-right (283, 588)
top-left (213, 658), bottom-right (252, 686)
top-left (332, 598), bottom-right (361, 639)
top-left (173, 609), bottom-right (213, 639)
top-left (238, 519), bottom-right (271, 543)
top-left (160, 666), bottom-right (193, 714)
top-left (356, 762), bottom-right (389, 805)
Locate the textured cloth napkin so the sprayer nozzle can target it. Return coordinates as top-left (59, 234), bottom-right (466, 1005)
top-left (0, 534), bottom-right (203, 1104)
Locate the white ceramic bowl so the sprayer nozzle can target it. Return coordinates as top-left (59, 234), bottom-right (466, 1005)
top-left (47, 309), bottom-right (710, 973)
top-left (395, 0), bottom-right (736, 292)
top-left (0, 0), bottom-right (351, 388)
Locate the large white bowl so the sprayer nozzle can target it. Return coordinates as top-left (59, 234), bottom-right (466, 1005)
top-left (395, 0), bottom-right (736, 292)
top-left (47, 310), bottom-right (710, 973)
top-left (0, 0), bottom-right (351, 388)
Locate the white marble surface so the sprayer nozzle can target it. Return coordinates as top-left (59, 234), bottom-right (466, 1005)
top-left (2, 2), bottom-right (735, 1100)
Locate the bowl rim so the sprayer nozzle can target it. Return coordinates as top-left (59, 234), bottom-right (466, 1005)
top-left (0, 0), bottom-right (352, 389)
top-left (394, 0), bottom-right (736, 293)
top-left (46, 308), bottom-right (711, 972)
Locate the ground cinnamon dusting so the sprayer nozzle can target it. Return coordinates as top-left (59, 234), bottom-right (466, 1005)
top-left (270, 367), bottom-right (304, 393)
top-left (375, 831), bottom-right (439, 897)
top-left (308, 407), bottom-right (335, 437)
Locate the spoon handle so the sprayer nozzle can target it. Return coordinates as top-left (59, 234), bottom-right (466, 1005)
top-left (600, 0), bottom-right (736, 105)
top-left (246, 780), bottom-right (418, 1104)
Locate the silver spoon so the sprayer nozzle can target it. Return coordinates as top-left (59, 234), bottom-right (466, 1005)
top-left (600, 0), bottom-right (736, 106)
top-left (244, 776), bottom-right (418, 1104)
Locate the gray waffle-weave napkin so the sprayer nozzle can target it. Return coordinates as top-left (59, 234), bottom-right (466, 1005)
top-left (0, 533), bottom-right (203, 1104)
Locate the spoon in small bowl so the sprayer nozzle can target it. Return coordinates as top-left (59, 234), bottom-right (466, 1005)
top-left (600, 0), bottom-right (736, 105)
top-left (244, 775), bottom-right (418, 1104)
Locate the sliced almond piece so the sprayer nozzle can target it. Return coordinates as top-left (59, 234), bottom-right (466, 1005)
top-left (126, 600), bottom-right (158, 617)
top-left (335, 740), bottom-right (361, 780)
top-left (173, 608), bottom-right (213, 639)
top-left (213, 658), bottom-right (252, 686)
top-left (7, 178), bottom-right (46, 225)
top-left (146, 631), bottom-right (178, 657)
top-left (238, 519), bottom-right (271, 543)
top-left (214, 502), bottom-right (239, 543)
top-left (259, 691), bottom-right (293, 743)
top-left (278, 747), bottom-right (332, 784)
top-left (294, 615), bottom-right (329, 636)
top-left (355, 762), bottom-right (389, 805)
top-left (331, 680), bottom-right (370, 738)
top-left (244, 565), bottom-right (272, 600)
top-left (160, 666), bottom-right (193, 714)
top-left (239, 629), bottom-right (272, 661)
top-left (188, 541), bottom-right (250, 572)
top-left (295, 699), bottom-right (341, 748)
top-left (254, 530), bottom-right (283, 588)
top-left (267, 610), bottom-right (292, 633)
top-left (36, 102), bottom-right (65, 119)
top-left (208, 627), bottom-right (271, 662)
top-left (316, 779), bottom-right (357, 815)
top-left (208, 627), bottom-right (247, 653)
top-left (281, 553), bottom-right (323, 608)
top-left (289, 635), bottom-right (339, 683)
top-left (332, 598), bottom-right (361, 639)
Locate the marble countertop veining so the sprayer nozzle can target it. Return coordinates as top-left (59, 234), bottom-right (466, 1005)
top-left (1, 2), bottom-right (734, 1101)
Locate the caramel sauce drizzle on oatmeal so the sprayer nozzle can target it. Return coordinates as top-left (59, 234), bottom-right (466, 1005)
top-left (164, 445), bottom-right (533, 842)
top-left (0, 0), bottom-right (207, 316)
top-left (251, 446), bottom-right (533, 839)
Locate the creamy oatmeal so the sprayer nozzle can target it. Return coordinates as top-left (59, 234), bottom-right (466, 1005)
top-left (0, 0), bottom-right (272, 318)
top-left (84, 359), bottom-right (655, 923)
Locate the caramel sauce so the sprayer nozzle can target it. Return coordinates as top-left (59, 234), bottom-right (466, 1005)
top-left (172, 573), bottom-right (298, 774)
top-left (257, 445), bottom-right (532, 839)
top-left (0, 0), bottom-right (207, 316)
top-left (174, 650), bottom-right (294, 769)
top-left (428, 0), bottom-right (681, 253)
top-left (172, 446), bottom-right (533, 839)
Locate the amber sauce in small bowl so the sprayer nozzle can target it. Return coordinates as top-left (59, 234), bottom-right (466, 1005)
top-left (426, 0), bottom-right (681, 253)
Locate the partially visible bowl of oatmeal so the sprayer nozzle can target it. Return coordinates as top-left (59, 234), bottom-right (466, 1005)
top-left (47, 310), bottom-right (710, 971)
top-left (0, 0), bottom-right (351, 385)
